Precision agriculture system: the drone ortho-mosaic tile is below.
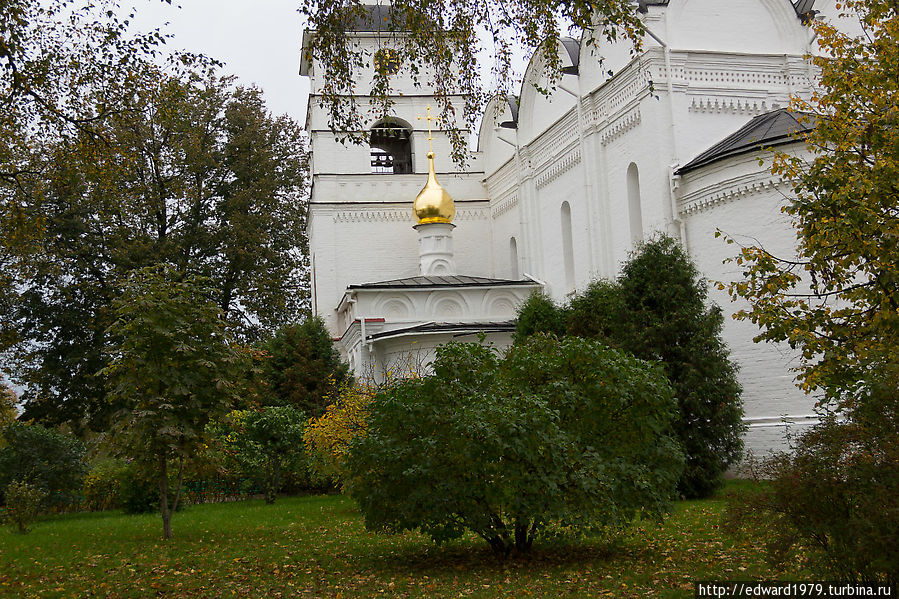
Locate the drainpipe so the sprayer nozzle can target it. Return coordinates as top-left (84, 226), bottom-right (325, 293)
top-left (558, 78), bottom-right (597, 275)
top-left (643, 25), bottom-right (682, 238)
top-left (345, 295), bottom-right (371, 377)
top-left (494, 127), bottom-right (528, 277)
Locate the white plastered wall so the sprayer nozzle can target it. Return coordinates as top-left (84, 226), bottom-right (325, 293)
top-left (678, 147), bottom-right (819, 458)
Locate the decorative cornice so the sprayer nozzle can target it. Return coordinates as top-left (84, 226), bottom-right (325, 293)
top-left (535, 147), bottom-right (581, 190)
top-left (333, 207), bottom-right (489, 223)
top-left (528, 111), bottom-right (579, 171)
top-left (604, 66), bottom-right (654, 116)
top-left (743, 414), bottom-right (820, 428)
top-left (334, 210), bottom-right (413, 223)
top-left (688, 96), bottom-right (771, 115)
top-left (678, 175), bottom-right (788, 215)
top-left (682, 66), bottom-right (790, 88)
top-left (491, 192), bottom-right (519, 218)
top-left (485, 159), bottom-right (519, 197)
top-left (600, 107), bottom-right (642, 146)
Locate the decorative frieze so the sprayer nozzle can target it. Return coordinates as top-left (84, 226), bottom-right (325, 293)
top-left (485, 160), bottom-right (519, 197)
top-left (689, 96), bottom-right (772, 115)
top-left (600, 107), bottom-right (642, 146)
top-left (605, 67), bottom-right (654, 115)
top-left (333, 209), bottom-right (413, 223)
top-left (491, 192), bottom-right (519, 218)
top-left (455, 208), bottom-right (491, 221)
top-left (528, 112), bottom-right (578, 170)
top-left (683, 67), bottom-right (787, 88)
top-left (678, 175), bottom-right (788, 215)
top-left (332, 207), bottom-right (489, 223)
top-left (535, 147), bottom-right (581, 189)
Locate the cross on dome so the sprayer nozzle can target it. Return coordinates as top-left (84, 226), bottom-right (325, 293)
top-left (412, 105), bottom-right (454, 226)
top-left (417, 105), bottom-right (437, 155)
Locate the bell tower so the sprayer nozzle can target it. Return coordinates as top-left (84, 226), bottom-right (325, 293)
top-left (299, 1), bottom-right (486, 336)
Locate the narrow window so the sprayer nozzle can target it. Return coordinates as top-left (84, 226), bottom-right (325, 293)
top-left (561, 202), bottom-right (575, 292)
top-left (370, 120), bottom-right (413, 174)
top-left (509, 237), bottom-right (519, 279)
top-left (627, 162), bottom-right (643, 243)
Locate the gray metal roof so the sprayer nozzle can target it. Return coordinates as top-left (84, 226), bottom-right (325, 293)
top-left (347, 5), bottom-right (395, 31)
top-left (637, 0), bottom-right (670, 11)
top-left (348, 275), bottom-right (540, 290)
top-left (676, 108), bottom-right (815, 175)
top-left (369, 320), bottom-right (516, 340)
top-left (793, 0), bottom-right (818, 24)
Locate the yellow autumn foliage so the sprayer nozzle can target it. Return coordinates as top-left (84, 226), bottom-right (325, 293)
top-left (0, 383), bottom-right (17, 447)
top-left (304, 360), bottom-right (426, 487)
top-left (303, 378), bottom-right (377, 487)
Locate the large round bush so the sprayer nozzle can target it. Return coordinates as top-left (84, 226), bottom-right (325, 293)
top-left (347, 335), bottom-right (684, 555)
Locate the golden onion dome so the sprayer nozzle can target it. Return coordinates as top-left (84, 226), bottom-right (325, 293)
top-left (413, 151), bottom-right (455, 225)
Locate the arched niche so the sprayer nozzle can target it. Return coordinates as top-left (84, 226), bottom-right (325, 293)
top-left (425, 291), bottom-right (471, 319)
top-left (370, 117), bottom-right (414, 174)
top-left (560, 201), bottom-right (575, 292)
top-left (482, 290), bottom-right (519, 319)
top-left (429, 259), bottom-right (453, 275)
top-left (375, 296), bottom-right (414, 320)
top-left (627, 162), bottom-right (644, 244)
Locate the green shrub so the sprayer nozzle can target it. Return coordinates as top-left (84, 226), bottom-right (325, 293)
top-left (614, 235), bottom-right (744, 498)
top-left (263, 317), bottom-right (351, 417)
top-left (512, 292), bottom-right (566, 343)
top-left (725, 375), bottom-right (899, 583)
top-left (80, 459), bottom-right (167, 514)
top-left (120, 464), bottom-right (159, 514)
top-left (3, 480), bottom-right (46, 533)
top-left (548, 234), bottom-right (744, 498)
top-left (565, 279), bottom-right (627, 342)
top-left (0, 422), bottom-right (87, 508)
top-left (0, 383), bottom-right (16, 445)
top-left (82, 460), bottom-right (127, 511)
top-left (211, 406), bottom-right (309, 504)
top-left (348, 335), bottom-right (684, 556)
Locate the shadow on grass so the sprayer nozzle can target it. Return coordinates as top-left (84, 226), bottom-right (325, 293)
top-left (354, 534), bottom-right (636, 577)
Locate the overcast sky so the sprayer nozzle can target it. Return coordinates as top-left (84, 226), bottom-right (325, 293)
top-left (126, 0), bottom-right (312, 125)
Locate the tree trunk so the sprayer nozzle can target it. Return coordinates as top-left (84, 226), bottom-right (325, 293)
top-left (514, 520), bottom-right (534, 553)
top-left (267, 458), bottom-right (281, 505)
top-left (159, 454), bottom-right (173, 540)
top-left (171, 455), bottom-right (185, 514)
top-left (486, 535), bottom-right (511, 557)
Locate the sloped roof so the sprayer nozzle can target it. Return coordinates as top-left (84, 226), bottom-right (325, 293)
top-left (369, 320), bottom-right (516, 341)
top-left (793, 0), bottom-right (819, 24)
top-left (347, 5), bottom-right (395, 31)
top-left (348, 275), bottom-right (540, 290)
top-left (676, 109), bottom-right (815, 175)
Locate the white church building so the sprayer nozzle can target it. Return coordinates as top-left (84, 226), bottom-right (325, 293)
top-left (300, 0), bottom-right (849, 456)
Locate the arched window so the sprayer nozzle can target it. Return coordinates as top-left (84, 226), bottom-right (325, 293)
top-left (509, 237), bottom-right (519, 279)
top-left (370, 120), bottom-right (413, 174)
top-left (560, 202), bottom-right (575, 292)
top-left (627, 162), bottom-right (643, 244)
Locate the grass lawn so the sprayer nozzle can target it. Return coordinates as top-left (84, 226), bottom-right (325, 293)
top-left (0, 483), bottom-right (788, 598)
